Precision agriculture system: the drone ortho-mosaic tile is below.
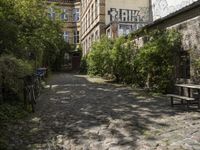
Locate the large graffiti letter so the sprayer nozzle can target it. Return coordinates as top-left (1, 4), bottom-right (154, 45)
top-left (108, 8), bottom-right (118, 21)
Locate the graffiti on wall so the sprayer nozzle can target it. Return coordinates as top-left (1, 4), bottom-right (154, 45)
top-left (107, 7), bottom-right (150, 36)
top-left (108, 7), bottom-right (150, 23)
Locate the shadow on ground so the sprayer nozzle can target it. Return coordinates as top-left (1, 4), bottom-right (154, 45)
top-left (8, 73), bottom-right (200, 150)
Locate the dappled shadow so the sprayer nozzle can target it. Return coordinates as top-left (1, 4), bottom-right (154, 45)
top-left (9, 73), bottom-right (200, 149)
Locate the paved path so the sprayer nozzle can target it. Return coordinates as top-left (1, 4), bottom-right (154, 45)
top-left (9, 74), bottom-right (200, 150)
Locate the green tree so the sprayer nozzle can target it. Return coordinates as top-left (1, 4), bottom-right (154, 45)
top-left (0, 0), bottom-right (69, 104)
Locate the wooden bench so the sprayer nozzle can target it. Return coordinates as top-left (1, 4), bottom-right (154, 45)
top-left (166, 94), bottom-right (195, 109)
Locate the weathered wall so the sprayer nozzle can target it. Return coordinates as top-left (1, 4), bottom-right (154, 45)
top-left (169, 16), bottom-right (200, 82)
top-left (133, 2), bottom-right (200, 82)
top-left (169, 16), bottom-right (200, 52)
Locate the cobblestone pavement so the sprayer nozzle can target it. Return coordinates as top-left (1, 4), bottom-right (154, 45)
top-left (9, 73), bottom-right (200, 150)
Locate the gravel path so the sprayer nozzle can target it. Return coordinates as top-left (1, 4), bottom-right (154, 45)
top-left (8, 73), bottom-right (200, 150)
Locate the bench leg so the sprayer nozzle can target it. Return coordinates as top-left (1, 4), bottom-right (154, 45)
top-left (187, 101), bottom-right (190, 110)
top-left (181, 100), bottom-right (184, 105)
top-left (198, 99), bottom-right (200, 109)
top-left (171, 97), bottom-right (174, 107)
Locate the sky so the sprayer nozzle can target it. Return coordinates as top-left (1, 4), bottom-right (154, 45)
top-left (152, 0), bottom-right (198, 20)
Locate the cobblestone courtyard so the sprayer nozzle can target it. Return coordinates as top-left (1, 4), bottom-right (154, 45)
top-left (9, 73), bottom-right (200, 150)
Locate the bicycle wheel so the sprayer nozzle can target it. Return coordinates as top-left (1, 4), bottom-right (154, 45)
top-left (26, 87), bottom-right (36, 113)
top-left (30, 91), bottom-right (35, 113)
top-left (35, 79), bottom-right (40, 98)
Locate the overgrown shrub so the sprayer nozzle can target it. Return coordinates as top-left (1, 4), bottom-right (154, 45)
top-left (85, 30), bottom-right (181, 93)
top-left (0, 55), bottom-right (33, 102)
top-left (134, 30), bottom-right (181, 93)
top-left (111, 37), bottom-right (138, 83)
top-left (0, 103), bottom-right (28, 149)
top-left (79, 56), bottom-right (88, 74)
top-left (87, 36), bottom-right (114, 76)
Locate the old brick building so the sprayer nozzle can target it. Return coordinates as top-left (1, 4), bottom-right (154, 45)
top-left (46, 0), bottom-right (152, 55)
top-left (47, 0), bottom-right (81, 46)
top-left (46, 0), bottom-right (81, 71)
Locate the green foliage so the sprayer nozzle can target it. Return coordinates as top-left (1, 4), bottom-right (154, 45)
top-left (0, 55), bottom-right (33, 102)
top-left (0, 0), bottom-right (70, 105)
top-left (52, 43), bottom-right (71, 71)
top-left (111, 37), bottom-right (137, 83)
top-left (0, 103), bottom-right (28, 122)
top-left (0, 55), bottom-right (33, 77)
top-left (134, 30), bottom-right (181, 92)
top-left (80, 56), bottom-right (88, 74)
top-left (85, 30), bottom-right (181, 93)
top-left (0, 0), bottom-right (69, 101)
top-left (192, 58), bottom-right (200, 82)
top-left (0, 0), bottom-right (67, 69)
top-left (87, 36), bottom-right (114, 76)
top-left (0, 103), bottom-right (28, 149)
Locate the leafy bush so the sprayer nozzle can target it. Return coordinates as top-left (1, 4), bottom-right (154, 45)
top-left (85, 30), bottom-right (181, 93)
top-left (87, 36), bottom-right (114, 76)
top-left (79, 56), bottom-right (88, 74)
top-left (111, 37), bottom-right (138, 83)
top-left (0, 55), bottom-right (33, 102)
top-left (134, 30), bottom-right (181, 93)
top-left (0, 103), bottom-right (28, 149)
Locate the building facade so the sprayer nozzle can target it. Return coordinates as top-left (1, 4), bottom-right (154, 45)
top-left (47, 0), bottom-right (81, 46)
top-left (81, 0), bottom-right (152, 55)
top-left (46, 0), bottom-right (152, 55)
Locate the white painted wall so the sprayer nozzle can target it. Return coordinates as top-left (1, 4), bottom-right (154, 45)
top-left (152, 0), bottom-right (198, 20)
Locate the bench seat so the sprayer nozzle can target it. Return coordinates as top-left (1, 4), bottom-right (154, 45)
top-left (166, 94), bottom-right (196, 109)
top-left (166, 94), bottom-right (195, 101)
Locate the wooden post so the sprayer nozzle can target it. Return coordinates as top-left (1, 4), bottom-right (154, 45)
top-left (198, 89), bottom-right (200, 109)
top-left (171, 97), bottom-right (174, 107)
top-left (187, 101), bottom-right (190, 110)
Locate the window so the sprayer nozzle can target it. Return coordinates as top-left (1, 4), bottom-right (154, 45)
top-left (63, 31), bottom-right (69, 43)
top-left (89, 37), bottom-right (91, 47)
top-left (85, 40), bottom-right (88, 51)
top-left (177, 51), bottom-right (190, 79)
top-left (73, 8), bottom-right (80, 22)
top-left (88, 9), bottom-right (90, 25)
top-left (74, 30), bottom-right (79, 44)
top-left (95, 0), bottom-right (98, 17)
top-left (118, 24), bottom-right (132, 36)
top-left (61, 8), bottom-right (68, 21)
top-left (95, 30), bottom-right (99, 40)
top-left (91, 4), bottom-right (94, 22)
top-left (48, 7), bottom-right (56, 20)
top-left (91, 34), bottom-right (94, 43)
top-left (86, 14), bottom-right (88, 29)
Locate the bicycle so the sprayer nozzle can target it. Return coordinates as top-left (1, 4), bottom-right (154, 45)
top-left (22, 75), bottom-right (37, 113)
top-left (33, 73), bottom-right (42, 98)
top-left (24, 84), bottom-right (36, 112)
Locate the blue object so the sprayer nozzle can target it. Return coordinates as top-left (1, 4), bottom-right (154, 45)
top-left (36, 68), bottom-right (47, 77)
